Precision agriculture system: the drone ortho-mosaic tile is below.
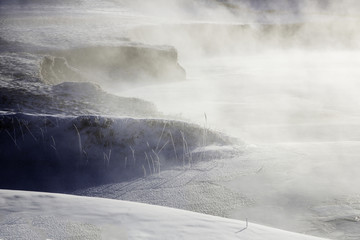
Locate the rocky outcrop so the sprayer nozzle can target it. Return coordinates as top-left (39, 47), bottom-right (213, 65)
top-left (0, 113), bottom-right (235, 192)
top-left (40, 44), bottom-right (186, 88)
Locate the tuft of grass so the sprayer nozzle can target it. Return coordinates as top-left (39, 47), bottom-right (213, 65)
top-left (149, 153), bottom-right (156, 174)
top-left (129, 146), bottom-right (136, 165)
top-left (39, 127), bottom-right (45, 144)
top-left (144, 152), bottom-right (152, 175)
top-left (152, 149), bottom-right (161, 175)
top-left (73, 124), bottom-right (83, 162)
top-left (200, 112), bottom-right (209, 162)
top-left (23, 120), bottom-right (37, 142)
top-left (5, 129), bottom-right (20, 150)
top-left (103, 149), bottom-right (112, 167)
top-left (157, 139), bottom-right (169, 155)
top-left (142, 164), bottom-right (146, 177)
top-left (50, 135), bottom-right (56, 150)
top-left (168, 130), bottom-right (178, 162)
top-left (156, 121), bottom-right (167, 151)
top-left (15, 117), bottom-right (24, 141)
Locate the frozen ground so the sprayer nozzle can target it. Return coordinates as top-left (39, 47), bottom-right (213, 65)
top-left (0, 189), bottom-right (328, 240)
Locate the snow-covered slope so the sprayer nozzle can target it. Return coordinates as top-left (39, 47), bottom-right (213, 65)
top-left (0, 189), bottom-right (329, 240)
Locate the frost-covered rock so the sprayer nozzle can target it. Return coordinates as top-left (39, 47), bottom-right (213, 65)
top-left (0, 81), bottom-right (158, 117)
top-left (1, 36), bottom-right (186, 92)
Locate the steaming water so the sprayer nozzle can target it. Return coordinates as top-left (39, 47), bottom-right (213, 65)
top-left (117, 4), bottom-right (360, 239)
top-left (2, 1), bottom-right (360, 239)
top-left (120, 49), bottom-right (360, 239)
top-left (122, 50), bottom-right (360, 143)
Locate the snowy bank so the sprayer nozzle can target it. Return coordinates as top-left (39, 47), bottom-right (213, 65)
top-left (0, 113), bottom-right (236, 192)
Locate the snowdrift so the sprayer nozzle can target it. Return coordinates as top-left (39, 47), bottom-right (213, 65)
top-left (0, 189), bottom-right (329, 240)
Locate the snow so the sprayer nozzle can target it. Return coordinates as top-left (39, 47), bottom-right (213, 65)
top-left (0, 189), bottom-right (328, 240)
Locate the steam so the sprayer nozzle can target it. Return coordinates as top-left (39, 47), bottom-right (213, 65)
top-left (119, 1), bottom-right (360, 237)
top-left (125, 0), bottom-right (360, 59)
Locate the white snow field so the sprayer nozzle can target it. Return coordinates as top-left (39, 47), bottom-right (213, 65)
top-left (0, 189), bottom-right (328, 240)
